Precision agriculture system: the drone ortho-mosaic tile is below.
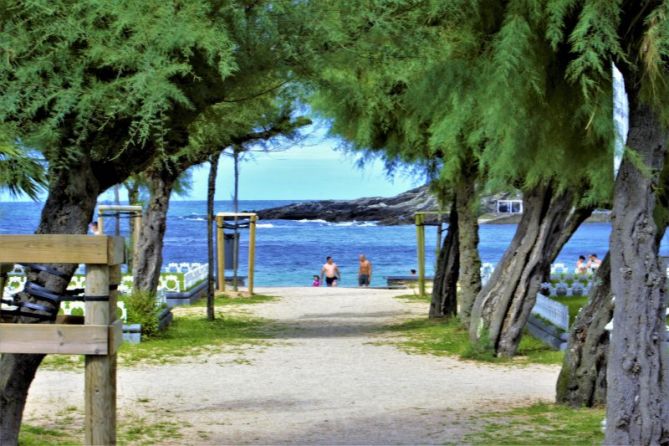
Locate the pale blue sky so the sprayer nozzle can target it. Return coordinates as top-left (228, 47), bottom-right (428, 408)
top-left (1, 130), bottom-right (421, 203)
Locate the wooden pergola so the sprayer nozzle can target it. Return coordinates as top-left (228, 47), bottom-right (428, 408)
top-left (97, 204), bottom-right (142, 248)
top-left (414, 211), bottom-right (448, 296)
top-left (215, 212), bottom-right (258, 295)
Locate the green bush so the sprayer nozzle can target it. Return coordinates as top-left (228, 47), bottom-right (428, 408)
top-left (121, 290), bottom-right (162, 337)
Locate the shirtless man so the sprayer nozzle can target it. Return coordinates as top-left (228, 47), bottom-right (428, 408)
top-left (320, 256), bottom-right (341, 287)
top-left (358, 254), bottom-right (372, 287)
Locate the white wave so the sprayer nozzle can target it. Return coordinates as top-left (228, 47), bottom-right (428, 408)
top-left (184, 217), bottom-right (206, 221)
top-left (332, 220), bottom-right (378, 227)
top-left (256, 223), bottom-right (274, 228)
top-left (296, 219), bottom-right (328, 224)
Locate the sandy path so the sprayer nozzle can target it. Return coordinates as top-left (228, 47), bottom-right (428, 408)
top-left (24, 287), bottom-right (560, 445)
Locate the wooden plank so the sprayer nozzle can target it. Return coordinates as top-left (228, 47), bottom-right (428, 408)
top-left (0, 235), bottom-right (117, 264)
top-left (98, 205), bottom-right (142, 213)
top-left (85, 264), bottom-right (115, 445)
top-left (216, 216), bottom-right (225, 292)
top-left (248, 215), bottom-right (257, 295)
top-left (0, 323), bottom-right (110, 354)
top-left (415, 214), bottom-right (426, 297)
top-left (108, 264), bottom-right (121, 358)
top-left (216, 212), bottom-right (257, 218)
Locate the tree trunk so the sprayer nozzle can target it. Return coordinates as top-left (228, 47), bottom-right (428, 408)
top-left (558, 186), bottom-right (669, 409)
top-left (605, 96), bottom-right (669, 444)
top-left (556, 253), bottom-right (612, 407)
top-left (429, 203), bottom-right (459, 319)
top-left (207, 152), bottom-right (221, 321)
top-left (132, 169), bottom-right (175, 294)
top-left (125, 180), bottom-right (141, 273)
top-left (0, 159), bottom-right (100, 444)
top-left (455, 174), bottom-right (481, 327)
top-left (469, 182), bottom-right (593, 357)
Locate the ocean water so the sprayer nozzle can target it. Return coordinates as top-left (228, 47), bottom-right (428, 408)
top-left (1, 200), bottom-right (668, 287)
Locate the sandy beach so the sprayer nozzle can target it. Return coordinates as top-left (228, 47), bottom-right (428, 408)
top-left (23, 287), bottom-right (560, 445)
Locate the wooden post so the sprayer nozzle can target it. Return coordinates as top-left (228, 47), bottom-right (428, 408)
top-left (435, 212), bottom-right (443, 259)
top-left (248, 215), bottom-right (257, 295)
top-left (108, 264), bottom-right (120, 441)
top-left (0, 264), bottom-right (12, 298)
top-left (85, 264), bottom-right (115, 445)
top-left (216, 215), bottom-right (225, 292)
top-left (97, 215), bottom-right (104, 235)
top-left (133, 213), bottom-right (142, 252)
top-left (416, 213), bottom-right (426, 297)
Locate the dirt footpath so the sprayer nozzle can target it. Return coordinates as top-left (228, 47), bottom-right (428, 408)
top-left (24, 287), bottom-right (560, 445)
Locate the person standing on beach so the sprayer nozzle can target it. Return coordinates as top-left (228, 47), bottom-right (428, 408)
top-left (358, 254), bottom-right (372, 287)
top-left (321, 256), bottom-right (341, 287)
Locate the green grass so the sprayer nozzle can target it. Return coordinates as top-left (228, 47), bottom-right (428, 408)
top-left (383, 318), bottom-right (564, 365)
top-left (18, 424), bottom-right (79, 446)
top-left (118, 314), bottom-right (273, 365)
top-left (393, 293), bottom-right (431, 302)
top-left (20, 414), bottom-right (187, 445)
top-left (189, 293), bottom-right (277, 307)
top-left (552, 295), bottom-right (589, 325)
top-left (463, 402), bottom-right (604, 445)
top-left (42, 313), bottom-right (273, 369)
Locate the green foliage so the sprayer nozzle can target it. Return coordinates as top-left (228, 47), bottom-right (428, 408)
top-left (0, 142), bottom-right (45, 199)
top-left (306, 1), bottom-right (669, 207)
top-left (463, 402), bottom-right (605, 445)
top-left (120, 290), bottom-right (163, 337)
top-left (0, 1), bottom-right (237, 160)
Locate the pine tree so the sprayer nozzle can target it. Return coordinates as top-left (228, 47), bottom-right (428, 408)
top-left (0, 1), bottom-right (317, 440)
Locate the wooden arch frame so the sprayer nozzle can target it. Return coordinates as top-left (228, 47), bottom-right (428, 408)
top-left (215, 212), bottom-right (257, 295)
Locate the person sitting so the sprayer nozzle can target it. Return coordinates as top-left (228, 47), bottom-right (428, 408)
top-left (576, 255), bottom-right (588, 274)
top-left (89, 221), bottom-right (101, 235)
top-left (312, 275), bottom-right (321, 287)
top-left (587, 253), bottom-right (602, 271)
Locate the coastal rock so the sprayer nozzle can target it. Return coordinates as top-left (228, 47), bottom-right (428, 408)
top-left (256, 186), bottom-right (439, 225)
top-left (255, 187), bottom-right (609, 225)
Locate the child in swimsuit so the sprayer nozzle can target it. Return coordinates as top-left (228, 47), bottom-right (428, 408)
top-left (312, 275), bottom-right (321, 287)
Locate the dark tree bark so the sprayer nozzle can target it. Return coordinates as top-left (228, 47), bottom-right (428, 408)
top-left (455, 173), bottom-right (481, 327)
top-left (207, 152), bottom-right (221, 321)
top-left (558, 186), bottom-right (669, 409)
top-left (556, 253), bottom-right (612, 407)
top-left (429, 203), bottom-right (459, 319)
top-left (0, 158), bottom-right (100, 445)
top-left (604, 88), bottom-right (669, 444)
top-left (469, 182), bottom-right (593, 357)
top-left (132, 167), bottom-right (176, 294)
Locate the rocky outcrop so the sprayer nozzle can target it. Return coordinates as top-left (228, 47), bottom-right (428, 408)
top-left (256, 186), bottom-right (439, 225)
top-left (255, 187), bottom-right (609, 225)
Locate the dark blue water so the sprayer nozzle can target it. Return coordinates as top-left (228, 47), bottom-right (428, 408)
top-left (1, 201), bottom-right (667, 286)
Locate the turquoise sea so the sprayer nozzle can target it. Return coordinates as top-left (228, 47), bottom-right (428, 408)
top-left (1, 200), bottom-right (667, 287)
